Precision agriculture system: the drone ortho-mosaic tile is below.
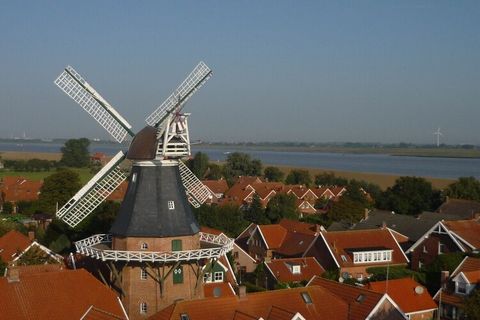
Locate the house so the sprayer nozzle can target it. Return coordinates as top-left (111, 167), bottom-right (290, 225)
top-left (368, 278), bottom-right (437, 320)
top-left (202, 179), bottom-right (229, 204)
top-left (264, 257), bottom-right (324, 289)
top-left (329, 210), bottom-right (463, 251)
top-left (246, 219), bottom-right (322, 262)
top-left (150, 285), bottom-right (350, 320)
top-left (306, 229), bottom-right (409, 280)
top-left (90, 152), bottom-right (108, 166)
top-left (437, 198), bottom-right (480, 219)
top-left (233, 223), bottom-right (258, 273)
top-left (307, 276), bottom-right (407, 320)
top-left (433, 256), bottom-right (480, 319)
top-left (406, 219), bottom-right (480, 271)
top-left (296, 199), bottom-right (317, 216)
top-left (0, 267), bottom-right (128, 319)
top-left (312, 186), bottom-right (336, 200)
top-left (0, 176), bottom-right (43, 212)
top-left (0, 230), bottom-right (63, 265)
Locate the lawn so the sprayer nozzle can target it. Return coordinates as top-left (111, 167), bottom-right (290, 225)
top-left (0, 168), bottom-right (94, 184)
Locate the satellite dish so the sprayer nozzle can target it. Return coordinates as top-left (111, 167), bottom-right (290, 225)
top-left (339, 276), bottom-right (344, 283)
top-left (414, 286), bottom-right (424, 295)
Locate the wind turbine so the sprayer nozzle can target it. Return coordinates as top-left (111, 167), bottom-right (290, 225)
top-left (433, 127), bottom-right (443, 147)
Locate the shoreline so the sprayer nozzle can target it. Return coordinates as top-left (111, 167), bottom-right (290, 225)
top-left (0, 151), bottom-right (454, 190)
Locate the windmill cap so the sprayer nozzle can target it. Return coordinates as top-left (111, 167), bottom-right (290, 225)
top-left (126, 126), bottom-right (158, 160)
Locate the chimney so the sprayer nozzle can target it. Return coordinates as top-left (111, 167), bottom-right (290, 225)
top-left (28, 231), bottom-right (35, 241)
top-left (315, 224), bottom-right (322, 233)
top-left (237, 285), bottom-right (247, 298)
top-left (382, 221), bottom-right (387, 229)
top-left (6, 265), bottom-right (20, 283)
top-left (440, 270), bottom-right (450, 289)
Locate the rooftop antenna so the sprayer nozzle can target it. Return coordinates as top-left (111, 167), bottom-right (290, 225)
top-left (433, 128), bottom-right (443, 147)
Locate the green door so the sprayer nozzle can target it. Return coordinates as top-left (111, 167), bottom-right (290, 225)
top-left (173, 266), bottom-right (183, 284)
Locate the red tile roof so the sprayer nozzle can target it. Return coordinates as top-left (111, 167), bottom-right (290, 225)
top-left (308, 276), bottom-right (386, 320)
top-left (150, 286), bottom-right (348, 320)
top-left (200, 226), bottom-right (225, 236)
top-left (463, 270), bottom-right (480, 283)
top-left (265, 257), bottom-right (325, 283)
top-left (453, 256), bottom-right (480, 277)
top-left (106, 181), bottom-right (128, 201)
top-left (368, 278), bottom-right (437, 314)
top-left (312, 187), bottom-right (335, 198)
top-left (443, 219), bottom-right (480, 249)
top-left (204, 282), bottom-right (236, 298)
top-left (0, 268), bottom-right (126, 319)
top-left (1, 176), bottom-right (43, 202)
top-left (320, 229), bottom-right (408, 267)
top-left (0, 230), bottom-right (32, 263)
top-left (202, 179), bottom-right (229, 194)
top-left (258, 225), bottom-right (288, 249)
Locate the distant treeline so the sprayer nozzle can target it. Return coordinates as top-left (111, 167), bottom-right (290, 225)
top-left (2, 159), bottom-right (59, 171)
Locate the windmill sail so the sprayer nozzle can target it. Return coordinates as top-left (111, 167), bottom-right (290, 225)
top-left (178, 161), bottom-right (210, 208)
top-left (54, 66), bottom-right (134, 143)
top-left (56, 151), bottom-right (127, 227)
top-left (145, 61), bottom-right (212, 128)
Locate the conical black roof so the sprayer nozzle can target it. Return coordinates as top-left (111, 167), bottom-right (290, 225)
top-left (110, 164), bottom-right (200, 237)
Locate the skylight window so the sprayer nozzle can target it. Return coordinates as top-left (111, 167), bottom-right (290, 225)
top-left (292, 265), bottom-right (301, 274)
top-left (301, 292), bottom-right (312, 304)
top-left (341, 255), bottom-right (347, 262)
top-left (356, 294), bottom-right (365, 303)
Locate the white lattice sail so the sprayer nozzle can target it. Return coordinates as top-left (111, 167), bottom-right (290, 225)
top-left (178, 161), bottom-right (210, 208)
top-left (56, 151), bottom-right (127, 227)
top-left (54, 66), bottom-right (133, 143)
top-left (145, 61), bottom-right (212, 127)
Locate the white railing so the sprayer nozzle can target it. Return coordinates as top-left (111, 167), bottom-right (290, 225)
top-left (75, 232), bottom-right (233, 263)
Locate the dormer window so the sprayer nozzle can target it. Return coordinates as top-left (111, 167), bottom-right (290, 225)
top-left (352, 249), bottom-right (392, 264)
top-left (292, 265), bottom-right (301, 274)
top-left (168, 201), bottom-right (175, 210)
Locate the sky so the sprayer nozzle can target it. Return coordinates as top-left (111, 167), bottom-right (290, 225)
top-left (0, 1), bottom-right (479, 144)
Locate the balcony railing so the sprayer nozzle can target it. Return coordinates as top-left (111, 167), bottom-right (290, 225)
top-left (74, 232), bottom-right (234, 263)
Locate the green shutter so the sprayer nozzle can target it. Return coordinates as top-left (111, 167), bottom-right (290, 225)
top-left (172, 239), bottom-right (182, 251)
top-left (173, 266), bottom-right (183, 284)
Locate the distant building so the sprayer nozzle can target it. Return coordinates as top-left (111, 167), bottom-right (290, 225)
top-left (368, 278), bottom-right (437, 320)
top-left (437, 198), bottom-right (480, 219)
top-left (0, 177), bottom-right (43, 213)
top-left (407, 219), bottom-right (480, 271)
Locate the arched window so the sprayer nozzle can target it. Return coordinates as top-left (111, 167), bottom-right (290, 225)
top-left (141, 242), bottom-right (148, 250)
top-left (140, 302), bottom-right (147, 314)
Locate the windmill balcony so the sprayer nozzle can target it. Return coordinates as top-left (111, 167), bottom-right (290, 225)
top-left (74, 232), bottom-right (234, 263)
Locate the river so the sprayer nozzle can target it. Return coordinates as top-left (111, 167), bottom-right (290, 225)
top-left (1, 141), bottom-right (479, 179)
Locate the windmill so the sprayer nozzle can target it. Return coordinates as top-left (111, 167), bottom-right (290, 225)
top-left (54, 62), bottom-right (233, 318)
top-left (433, 127), bottom-right (443, 147)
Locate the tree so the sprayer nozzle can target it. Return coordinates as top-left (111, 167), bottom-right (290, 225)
top-left (464, 289), bottom-right (480, 319)
top-left (188, 152), bottom-right (210, 179)
top-left (2, 202), bottom-right (13, 214)
top-left (265, 193), bottom-right (298, 223)
top-left (244, 194), bottom-right (268, 224)
top-left (37, 169), bottom-right (81, 214)
top-left (223, 152), bottom-right (262, 183)
top-left (314, 172), bottom-right (348, 187)
top-left (377, 177), bottom-right (441, 215)
top-left (60, 138), bottom-right (90, 167)
top-left (205, 163), bottom-right (223, 180)
top-left (285, 169), bottom-right (312, 186)
top-left (444, 177), bottom-right (480, 201)
top-left (327, 196), bottom-right (365, 224)
top-left (264, 166), bottom-right (284, 182)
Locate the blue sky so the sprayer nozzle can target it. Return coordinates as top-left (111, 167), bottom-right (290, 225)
top-left (0, 1), bottom-right (479, 144)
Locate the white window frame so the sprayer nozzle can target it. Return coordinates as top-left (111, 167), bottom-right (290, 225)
top-left (214, 271), bottom-right (224, 282)
top-left (168, 201), bottom-right (175, 210)
top-left (352, 250), bottom-right (393, 264)
top-left (204, 272), bottom-right (212, 283)
top-left (292, 265), bottom-right (301, 274)
top-left (438, 243), bottom-right (446, 254)
top-left (140, 268), bottom-right (148, 280)
top-left (140, 302), bottom-right (147, 314)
